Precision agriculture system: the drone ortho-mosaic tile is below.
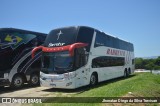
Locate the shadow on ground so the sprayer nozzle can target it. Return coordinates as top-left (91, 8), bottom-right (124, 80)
top-left (0, 84), bottom-right (40, 94)
top-left (0, 75), bottom-right (135, 95)
top-left (42, 74), bottom-right (135, 94)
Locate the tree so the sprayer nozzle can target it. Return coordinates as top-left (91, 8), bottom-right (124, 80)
top-left (135, 57), bottom-right (160, 70)
top-left (153, 65), bottom-right (160, 70)
top-left (155, 57), bottom-right (160, 66)
top-left (135, 58), bottom-right (144, 69)
top-left (145, 62), bottom-right (154, 70)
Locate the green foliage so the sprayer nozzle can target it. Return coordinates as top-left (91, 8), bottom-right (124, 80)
top-left (33, 73), bottom-right (160, 106)
top-left (135, 57), bottom-right (160, 70)
top-left (135, 58), bottom-right (144, 69)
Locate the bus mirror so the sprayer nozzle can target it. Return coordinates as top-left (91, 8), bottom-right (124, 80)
top-left (31, 46), bottom-right (43, 58)
top-left (69, 43), bottom-right (88, 56)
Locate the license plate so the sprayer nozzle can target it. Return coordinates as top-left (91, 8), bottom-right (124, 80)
top-left (50, 83), bottom-right (56, 87)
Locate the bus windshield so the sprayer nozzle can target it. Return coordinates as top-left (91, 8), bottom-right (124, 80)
top-left (41, 51), bottom-right (73, 74)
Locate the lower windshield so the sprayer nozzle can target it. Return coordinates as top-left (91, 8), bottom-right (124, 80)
top-left (41, 51), bottom-right (73, 74)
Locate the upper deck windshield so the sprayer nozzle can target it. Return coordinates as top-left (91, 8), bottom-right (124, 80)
top-left (41, 51), bottom-right (73, 74)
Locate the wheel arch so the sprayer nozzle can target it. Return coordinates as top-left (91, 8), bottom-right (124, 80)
top-left (91, 71), bottom-right (98, 83)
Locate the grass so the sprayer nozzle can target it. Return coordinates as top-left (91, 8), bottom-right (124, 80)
top-left (32, 73), bottom-right (160, 106)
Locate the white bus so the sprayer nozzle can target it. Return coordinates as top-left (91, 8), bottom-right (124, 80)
top-left (32, 26), bottom-right (134, 89)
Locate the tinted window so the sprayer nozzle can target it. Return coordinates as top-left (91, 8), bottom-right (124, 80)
top-left (113, 38), bottom-right (119, 48)
top-left (77, 27), bottom-right (94, 52)
top-left (94, 31), bottom-right (134, 52)
top-left (94, 31), bottom-right (106, 47)
top-left (41, 51), bottom-right (74, 74)
top-left (44, 27), bottom-right (78, 47)
top-left (92, 56), bottom-right (125, 68)
top-left (132, 59), bottom-right (135, 65)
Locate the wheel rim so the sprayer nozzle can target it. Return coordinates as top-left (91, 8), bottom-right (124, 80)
top-left (14, 76), bottom-right (23, 87)
top-left (90, 75), bottom-right (96, 85)
top-left (124, 71), bottom-right (127, 77)
top-left (31, 75), bottom-right (39, 85)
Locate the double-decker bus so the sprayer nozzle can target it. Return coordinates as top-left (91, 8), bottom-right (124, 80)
top-left (0, 28), bottom-right (47, 88)
top-left (32, 26), bottom-right (134, 89)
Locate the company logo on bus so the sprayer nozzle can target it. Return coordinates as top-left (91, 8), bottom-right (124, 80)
top-left (107, 48), bottom-right (125, 56)
top-left (48, 42), bottom-right (65, 47)
top-left (57, 30), bottom-right (63, 40)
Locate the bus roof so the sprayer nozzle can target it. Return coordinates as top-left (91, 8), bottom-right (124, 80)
top-left (50, 26), bottom-right (133, 45)
top-left (0, 28), bottom-right (47, 35)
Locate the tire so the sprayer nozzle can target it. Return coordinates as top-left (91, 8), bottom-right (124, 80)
top-left (128, 68), bottom-right (131, 75)
top-left (90, 73), bottom-right (97, 86)
top-left (29, 74), bottom-right (39, 86)
top-left (124, 70), bottom-right (129, 78)
top-left (11, 75), bottom-right (24, 89)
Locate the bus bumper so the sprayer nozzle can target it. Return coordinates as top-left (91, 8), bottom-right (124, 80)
top-left (40, 78), bottom-right (76, 89)
top-left (0, 72), bottom-right (10, 86)
top-left (0, 79), bottom-right (10, 86)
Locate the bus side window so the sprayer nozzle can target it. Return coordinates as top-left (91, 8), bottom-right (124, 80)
top-left (75, 48), bottom-right (87, 69)
top-left (132, 59), bottom-right (135, 64)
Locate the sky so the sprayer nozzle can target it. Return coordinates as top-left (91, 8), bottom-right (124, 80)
top-left (0, 0), bottom-right (160, 57)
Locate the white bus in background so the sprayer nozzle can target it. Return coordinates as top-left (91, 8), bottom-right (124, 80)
top-left (32, 26), bottom-right (134, 89)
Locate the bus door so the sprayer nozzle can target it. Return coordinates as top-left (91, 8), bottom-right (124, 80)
top-left (74, 48), bottom-right (88, 87)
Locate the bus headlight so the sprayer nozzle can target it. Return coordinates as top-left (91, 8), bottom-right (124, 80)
top-left (64, 73), bottom-right (69, 79)
top-left (64, 72), bottom-right (76, 80)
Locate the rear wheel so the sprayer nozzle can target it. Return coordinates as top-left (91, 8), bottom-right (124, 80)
top-left (90, 73), bottom-right (97, 86)
top-left (124, 70), bottom-right (129, 77)
top-left (128, 68), bottom-right (131, 75)
top-left (29, 74), bottom-right (39, 86)
top-left (11, 75), bottom-right (24, 89)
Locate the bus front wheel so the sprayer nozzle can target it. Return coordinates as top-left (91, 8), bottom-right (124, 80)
top-left (90, 73), bottom-right (97, 86)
